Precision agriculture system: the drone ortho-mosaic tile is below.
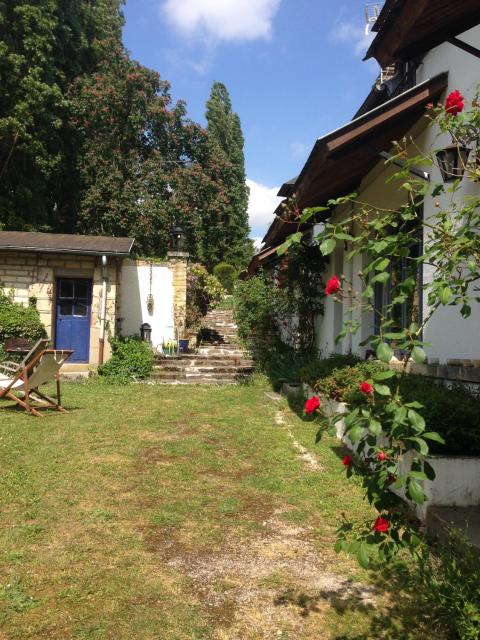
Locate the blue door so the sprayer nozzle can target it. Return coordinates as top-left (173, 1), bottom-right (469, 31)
top-left (55, 278), bottom-right (92, 362)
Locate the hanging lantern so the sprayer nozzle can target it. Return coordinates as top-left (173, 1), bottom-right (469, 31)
top-left (146, 263), bottom-right (154, 313)
top-left (171, 224), bottom-right (186, 251)
top-left (436, 144), bottom-right (471, 182)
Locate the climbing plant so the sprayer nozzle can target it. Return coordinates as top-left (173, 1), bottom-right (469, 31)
top-left (282, 88), bottom-right (480, 567)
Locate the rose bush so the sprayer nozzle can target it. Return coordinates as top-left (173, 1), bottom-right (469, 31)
top-left (281, 89), bottom-right (480, 568)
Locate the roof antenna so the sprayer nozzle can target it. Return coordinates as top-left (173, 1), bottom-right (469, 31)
top-left (364, 3), bottom-right (383, 36)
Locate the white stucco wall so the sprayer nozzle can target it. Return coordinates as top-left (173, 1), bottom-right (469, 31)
top-left (415, 26), bottom-right (480, 362)
top-left (119, 260), bottom-right (175, 351)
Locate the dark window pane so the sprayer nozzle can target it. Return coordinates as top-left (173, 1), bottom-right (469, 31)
top-left (73, 301), bottom-right (88, 317)
top-left (59, 280), bottom-right (74, 299)
top-left (59, 301), bottom-right (73, 316)
top-left (75, 281), bottom-right (89, 300)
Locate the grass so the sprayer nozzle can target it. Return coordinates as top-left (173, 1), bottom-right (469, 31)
top-left (0, 379), bottom-right (445, 639)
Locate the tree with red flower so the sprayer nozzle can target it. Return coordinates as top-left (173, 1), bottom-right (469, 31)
top-left (377, 451), bottom-right (387, 462)
top-left (342, 455), bottom-right (353, 467)
top-left (445, 90), bottom-right (464, 116)
top-left (359, 381), bottom-right (374, 395)
top-left (305, 396), bottom-right (321, 414)
top-left (373, 516), bottom-right (390, 533)
top-left (325, 275), bottom-right (341, 296)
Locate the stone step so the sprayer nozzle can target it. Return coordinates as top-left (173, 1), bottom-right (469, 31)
top-left (155, 361), bottom-right (253, 370)
top-left (151, 371), bottom-right (249, 382)
top-left (155, 366), bottom-right (253, 375)
top-left (155, 355), bottom-right (253, 367)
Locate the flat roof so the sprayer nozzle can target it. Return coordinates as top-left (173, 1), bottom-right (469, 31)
top-left (0, 231), bottom-right (134, 257)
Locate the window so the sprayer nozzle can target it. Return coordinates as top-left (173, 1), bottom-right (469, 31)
top-left (373, 206), bottom-right (423, 346)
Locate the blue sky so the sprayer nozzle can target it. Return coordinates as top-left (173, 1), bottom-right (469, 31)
top-left (123, 0), bottom-right (380, 242)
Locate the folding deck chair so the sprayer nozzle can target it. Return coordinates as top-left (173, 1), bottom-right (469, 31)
top-left (0, 348), bottom-right (73, 417)
top-left (0, 338), bottom-right (50, 378)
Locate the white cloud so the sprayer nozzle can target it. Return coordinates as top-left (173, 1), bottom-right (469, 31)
top-left (251, 236), bottom-right (264, 251)
top-left (329, 20), bottom-right (374, 57)
top-left (161, 0), bottom-right (281, 43)
top-left (246, 178), bottom-right (282, 239)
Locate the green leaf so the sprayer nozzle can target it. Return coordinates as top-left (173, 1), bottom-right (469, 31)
top-left (349, 425), bottom-right (364, 444)
top-left (408, 437), bottom-right (429, 456)
top-left (409, 471), bottom-right (428, 481)
top-left (440, 286), bottom-right (452, 305)
top-left (377, 342), bottom-right (393, 363)
top-left (373, 370), bottom-right (396, 381)
top-left (357, 543), bottom-right (370, 569)
top-left (401, 182), bottom-right (412, 191)
top-left (407, 479), bottom-right (426, 504)
top-left (408, 409), bottom-right (426, 432)
top-left (423, 432), bottom-right (446, 445)
top-left (384, 332), bottom-right (406, 340)
top-left (374, 384), bottom-right (391, 396)
top-left (369, 419), bottom-right (382, 436)
top-left (371, 272), bottom-right (390, 285)
top-left (411, 346), bottom-right (426, 364)
top-left (405, 401), bottom-right (423, 409)
top-left (334, 539), bottom-right (343, 553)
top-left (374, 258), bottom-right (390, 272)
top-left (409, 322), bottom-right (419, 334)
top-left (320, 238), bottom-right (336, 256)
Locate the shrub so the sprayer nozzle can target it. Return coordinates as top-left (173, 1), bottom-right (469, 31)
top-left (398, 375), bottom-right (480, 456)
top-left (316, 361), bottom-right (480, 455)
top-left (0, 288), bottom-right (46, 344)
top-left (213, 262), bottom-right (237, 293)
top-left (299, 352), bottom-right (362, 388)
top-left (316, 361), bottom-right (385, 403)
top-left (416, 531), bottom-right (480, 640)
top-left (232, 273), bottom-right (277, 344)
top-left (186, 264), bottom-right (225, 332)
top-left (98, 336), bottom-right (154, 383)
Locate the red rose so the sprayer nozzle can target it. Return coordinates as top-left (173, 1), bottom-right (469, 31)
top-left (377, 451), bottom-right (387, 461)
top-left (305, 396), bottom-right (321, 414)
top-left (445, 90), bottom-right (464, 116)
top-left (373, 516), bottom-right (389, 533)
top-left (359, 381), bottom-right (374, 395)
top-left (342, 455), bottom-right (353, 467)
top-left (325, 275), bottom-right (341, 296)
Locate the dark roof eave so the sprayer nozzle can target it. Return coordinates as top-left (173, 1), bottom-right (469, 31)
top-left (294, 72), bottom-right (448, 200)
top-left (0, 244), bottom-right (133, 257)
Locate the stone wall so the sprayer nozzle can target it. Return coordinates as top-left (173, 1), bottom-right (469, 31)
top-left (0, 250), bottom-right (119, 364)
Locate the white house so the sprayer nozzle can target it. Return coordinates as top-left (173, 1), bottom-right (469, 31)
top-left (249, 0), bottom-right (480, 373)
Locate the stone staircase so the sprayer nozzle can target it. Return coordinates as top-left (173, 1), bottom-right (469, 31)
top-left (152, 308), bottom-right (254, 384)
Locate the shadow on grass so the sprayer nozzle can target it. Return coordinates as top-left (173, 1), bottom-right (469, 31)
top-left (273, 557), bottom-right (446, 640)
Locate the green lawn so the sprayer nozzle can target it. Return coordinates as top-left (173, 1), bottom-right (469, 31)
top-left (0, 380), bottom-right (442, 639)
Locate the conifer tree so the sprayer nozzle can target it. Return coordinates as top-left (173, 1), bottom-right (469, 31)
top-left (205, 82), bottom-right (251, 268)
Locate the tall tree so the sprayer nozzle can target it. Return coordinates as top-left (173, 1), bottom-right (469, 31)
top-left (0, 0), bottom-right (124, 231)
top-left (205, 82), bottom-right (251, 268)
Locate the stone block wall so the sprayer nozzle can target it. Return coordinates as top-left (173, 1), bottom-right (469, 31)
top-left (0, 250), bottom-right (119, 364)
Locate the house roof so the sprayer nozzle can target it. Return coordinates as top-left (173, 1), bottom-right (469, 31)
top-left (243, 244), bottom-right (281, 278)
top-left (0, 231), bottom-right (134, 257)
top-left (294, 72), bottom-right (447, 209)
top-left (277, 177), bottom-right (297, 198)
top-left (258, 72), bottom-right (447, 250)
top-left (365, 0), bottom-right (480, 67)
